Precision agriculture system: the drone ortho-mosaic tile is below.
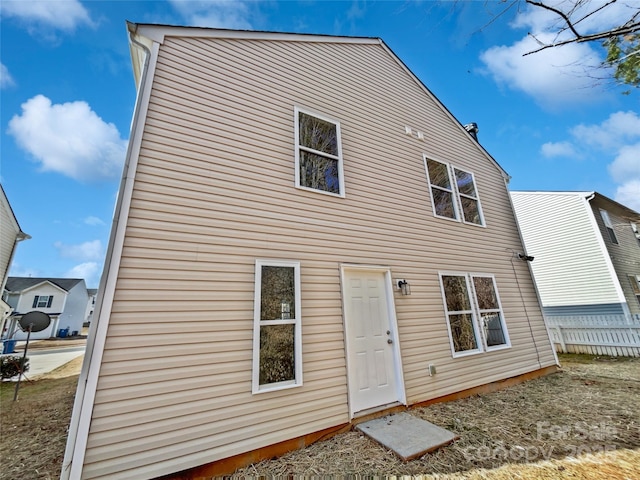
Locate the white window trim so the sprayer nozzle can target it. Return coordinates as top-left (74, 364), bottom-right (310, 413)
top-left (423, 155), bottom-right (485, 227)
top-left (452, 166), bottom-right (485, 227)
top-left (469, 273), bottom-right (511, 352)
top-left (438, 271), bottom-right (510, 358)
top-left (294, 106), bottom-right (345, 198)
top-left (423, 156), bottom-right (460, 223)
top-left (252, 259), bottom-right (303, 394)
top-left (438, 272), bottom-right (483, 358)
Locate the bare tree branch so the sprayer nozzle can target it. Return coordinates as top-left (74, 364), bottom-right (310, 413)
top-left (522, 0), bottom-right (640, 56)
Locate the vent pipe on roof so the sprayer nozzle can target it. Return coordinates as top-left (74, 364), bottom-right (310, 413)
top-left (464, 123), bottom-right (479, 141)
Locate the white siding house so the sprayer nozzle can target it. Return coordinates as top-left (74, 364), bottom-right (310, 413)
top-left (4, 278), bottom-right (90, 340)
top-left (62, 24), bottom-right (558, 480)
top-left (511, 191), bottom-right (640, 317)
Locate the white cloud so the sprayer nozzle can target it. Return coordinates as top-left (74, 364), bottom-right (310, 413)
top-left (614, 180), bottom-right (640, 212)
top-left (7, 95), bottom-right (127, 182)
top-left (480, 32), bottom-right (604, 108)
top-left (608, 142), bottom-right (640, 183)
top-left (55, 240), bottom-right (103, 261)
top-left (542, 111), bottom-right (640, 211)
top-left (1, 63), bottom-right (15, 89)
top-left (541, 141), bottom-right (577, 158)
top-left (479, 1), bottom-right (637, 107)
top-left (571, 111), bottom-right (640, 150)
top-left (84, 216), bottom-right (106, 226)
top-left (66, 262), bottom-right (101, 286)
top-left (1, 0), bottom-right (94, 32)
top-left (169, 0), bottom-right (252, 29)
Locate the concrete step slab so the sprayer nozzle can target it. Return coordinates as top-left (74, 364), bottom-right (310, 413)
top-left (356, 412), bottom-right (459, 461)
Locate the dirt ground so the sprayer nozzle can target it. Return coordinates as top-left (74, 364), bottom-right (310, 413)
top-left (0, 354), bottom-right (638, 480)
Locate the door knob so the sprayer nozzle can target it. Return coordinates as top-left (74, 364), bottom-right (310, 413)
top-left (387, 338), bottom-right (393, 344)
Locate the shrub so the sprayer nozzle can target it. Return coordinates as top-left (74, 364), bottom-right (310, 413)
top-left (1, 355), bottom-right (29, 379)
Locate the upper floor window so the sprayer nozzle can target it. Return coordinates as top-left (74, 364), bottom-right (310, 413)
top-left (424, 157), bottom-right (484, 226)
top-left (438, 272), bottom-right (509, 357)
top-left (631, 222), bottom-right (640, 246)
top-left (599, 209), bottom-right (618, 244)
top-left (295, 107), bottom-right (344, 197)
top-left (252, 259), bottom-right (302, 393)
top-left (33, 295), bottom-right (53, 308)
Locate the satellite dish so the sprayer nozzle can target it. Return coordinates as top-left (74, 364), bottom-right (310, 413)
top-left (19, 311), bottom-right (51, 333)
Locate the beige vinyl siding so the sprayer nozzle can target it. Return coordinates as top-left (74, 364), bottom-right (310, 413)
top-left (589, 197), bottom-right (640, 314)
top-left (0, 194), bottom-right (21, 287)
top-left (511, 192), bottom-right (624, 308)
top-left (82, 35), bottom-right (555, 479)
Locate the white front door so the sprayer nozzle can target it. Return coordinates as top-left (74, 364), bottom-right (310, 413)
top-left (342, 267), bottom-right (403, 415)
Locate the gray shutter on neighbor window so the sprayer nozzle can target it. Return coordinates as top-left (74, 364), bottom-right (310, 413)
top-left (33, 296), bottom-right (39, 308)
top-left (47, 296), bottom-right (54, 308)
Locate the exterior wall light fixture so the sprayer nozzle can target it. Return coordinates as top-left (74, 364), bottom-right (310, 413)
top-left (397, 279), bottom-right (411, 295)
top-left (518, 253), bottom-right (535, 262)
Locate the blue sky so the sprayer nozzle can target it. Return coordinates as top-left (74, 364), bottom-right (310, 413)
top-left (1, 0), bottom-right (639, 288)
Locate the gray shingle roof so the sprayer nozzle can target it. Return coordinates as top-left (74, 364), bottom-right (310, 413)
top-left (5, 277), bottom-right (84, 293)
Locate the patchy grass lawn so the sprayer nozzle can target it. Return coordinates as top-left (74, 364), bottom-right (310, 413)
top-left (0, 375), bottom-right (77, 480)
top-left (233, 354), bottom-right (640, 478)
top-left (1, 354), bottom-right (639, 480)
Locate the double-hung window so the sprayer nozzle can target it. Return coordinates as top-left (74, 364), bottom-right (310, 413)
top-left (424, 157), bottom-right (484, 226)
top-left (32, 295), bottom-right (53, 308)
top-left (252, 260), bottom-right (302, 393)
top-left (439, 272), bottom-right (509, 357)
top-left (599, 209), bottom-right (618, 244)
top-left (295, 107), bottom-right (344, 197)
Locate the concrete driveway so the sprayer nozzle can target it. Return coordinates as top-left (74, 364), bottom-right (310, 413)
top-left (6, 338), bottom-right (86, 380)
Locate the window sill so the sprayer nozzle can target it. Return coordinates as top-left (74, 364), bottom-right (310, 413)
top-left (252, 379), bottom-right (302, 395)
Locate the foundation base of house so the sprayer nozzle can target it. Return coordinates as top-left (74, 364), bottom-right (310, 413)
top-left (158, 364), bottom-right (558, 480)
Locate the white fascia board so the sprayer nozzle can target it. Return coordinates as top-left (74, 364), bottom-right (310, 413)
top-left (131, 23), bottom-right (381, 45)
top-left (510, 190), bottom-right (595, 198)
top-left (61, 35), bottom-right (161, 480)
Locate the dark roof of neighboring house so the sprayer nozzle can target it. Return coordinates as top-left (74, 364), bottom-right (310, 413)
top-left (87, 288), bottom-right (98, 295)
top-left (5, 277), bottom-right (84, 293)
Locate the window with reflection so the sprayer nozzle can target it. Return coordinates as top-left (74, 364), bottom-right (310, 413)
top-left (295, 107), bottom-right (344, 197)
top-left (439, 272), bottom-right (509, 357)
top-left (253, 260), bottom-right (302, 393)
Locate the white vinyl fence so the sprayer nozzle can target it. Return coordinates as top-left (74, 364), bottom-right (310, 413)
top-left (546, 314), bottom-right (640, 357)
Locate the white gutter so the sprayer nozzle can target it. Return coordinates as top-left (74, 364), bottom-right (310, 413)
top-left (60, 25), bottom-right (160, 480)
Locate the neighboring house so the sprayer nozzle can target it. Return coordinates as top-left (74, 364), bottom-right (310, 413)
top-left (85, 288), bottom-right (98, 325)
top-left (63, 24), bottom-right (557, 480)
top-left (0, 185), bottom-right (30, 336)
top-left (511, 191), bottom-right (640, 318)
top-left (3, 277), bottom-right (89, 340)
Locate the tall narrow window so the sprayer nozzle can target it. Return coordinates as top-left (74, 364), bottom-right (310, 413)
top-left (295, 107), bottom-right (344, 197)
top-left (439, 272), bottom-right (509, 357)
top-left (454, 168), bottom-right (484, 225)
top-left (253, 260), bottom-right (302, 393)
top-left (425, 159), bottom-right (458, 220)
top-left (599, 209), bottom-right (618, 244)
